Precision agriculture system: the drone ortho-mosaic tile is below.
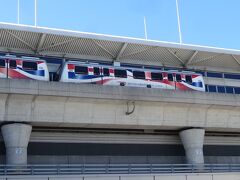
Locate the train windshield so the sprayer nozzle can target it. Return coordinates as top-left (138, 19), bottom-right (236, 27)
top-left (23, 61), bottom-right (37, 70)
top-left (0, 59), bottom-right (5, 67)
top-left (186, 75), bottom-right (192, 83)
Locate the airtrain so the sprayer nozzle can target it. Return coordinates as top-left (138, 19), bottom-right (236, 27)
top-left (0, 56), bottom-right (49, 81)
top-left (0, 55), bottom-right (205, 92)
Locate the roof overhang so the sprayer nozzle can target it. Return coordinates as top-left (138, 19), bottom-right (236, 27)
top-left (0, 22), bottom-right (240, 72)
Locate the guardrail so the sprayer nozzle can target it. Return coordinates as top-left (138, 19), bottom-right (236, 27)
top-left (0, 164), bottom-right (240, 175)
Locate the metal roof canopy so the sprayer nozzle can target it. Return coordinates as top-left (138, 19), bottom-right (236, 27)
top-left (0, 22), bottom-right (240, 73)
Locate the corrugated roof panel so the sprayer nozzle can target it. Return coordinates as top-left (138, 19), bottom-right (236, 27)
top-left (192, 54), bottom-right (240, 69)
top-left (42, 36), bottom-right (115, 58)
top-left (41, 34), bottom-right (76, 51)
top-left (121, 43), bottom-right (152, 57)
top-left (7, 29), bottom-right (40, 49)
top-left (67, 38), bottom-right (114, 58)
top-left (93, 40), bottom-right (124, 57)
top-left (168, 48), bottom-right (195, 64)
top-left (0, 30), bottom-right (33, 50)
top-left (119, 47), bottom-right (183, 67)
top-left (192, 51), bottom-right (220, 65)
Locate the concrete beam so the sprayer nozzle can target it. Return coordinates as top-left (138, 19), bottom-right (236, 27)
top-left (0, 79), bottom-right (239, 107)
top-left (179, 128), bottom-right (205, 164)
top-left (0, 79), bottom-right (239, 131)
top-left (1, 123), bottom-right (32, 165)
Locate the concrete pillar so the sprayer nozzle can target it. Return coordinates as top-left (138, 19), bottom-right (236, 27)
top-left (1, 123), bottom-right (32, 165)
top-left (179, 128), bottom-right (205, 164)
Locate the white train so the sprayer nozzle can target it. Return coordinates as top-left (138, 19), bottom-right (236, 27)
top-left (0, 55), bottom-right (205, 92)
top-left (0, 56), bottom-right (49, 81)
top-left (60, 61), bottom-right (205, 92)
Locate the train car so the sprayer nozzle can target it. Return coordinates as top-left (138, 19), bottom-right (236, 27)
top-left (0, 57), bottom-right (7, 78)
top-left (0, 56), bottom-right (49, 81)
top-left (60, 61), bottom-right (205, 92)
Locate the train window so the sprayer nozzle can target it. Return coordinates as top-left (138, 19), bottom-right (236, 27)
top-left (133, 71), bottom-right (145, 79)
top-left (93, 67), bottom-right (100, 75)
top-left (103, 68), bottom-right (110, 76)
top-left (9, 60), bottom-right (17, 69)
top-left (234, 87), bottom-right (240, 94)
top-left (195, 71), bottom-right (206, 76)
top-left (151, 72), bottom-right (163, 81)
top-left (208, 85), bottom-right (217, 92)
top-left (114, 69), bottom-right (127, 78)
top-left (75, 66), bottom-right (88, 75)
top-left (217, 86), bottom-right (225, 93)
top-left (23, 61), bottom-right (37, 70)
top-left (224, 73), bottom-right (240, 80)
top-left (185, 75), bottom-right (192, 83)
top-left (176, 74), bottom-right (182, 82)
top-left (167, 74), bottom-right (173, 81)
top-left (226, 86), bottom-right (234, 94)
top-left (0, 59), bottom-right (5, 67)
top-left (207, 72), bottom-right (223, 78)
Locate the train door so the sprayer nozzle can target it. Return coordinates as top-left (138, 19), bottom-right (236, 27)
top-left (0, 58), bottom-right (7, 78)
top-left (101, 67), bottom-right (111, 85)
top-left (90, 66), bottom-right (101, 84)
top-left (166, 73), bottom-right (175, 90)
top-left (7, 59), bottom-right (18, 79)
top-left (175, 73), bottom-right (183, 90)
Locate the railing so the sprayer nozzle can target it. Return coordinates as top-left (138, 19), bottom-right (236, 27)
top-left (0, 164), bottom-right (240, 176)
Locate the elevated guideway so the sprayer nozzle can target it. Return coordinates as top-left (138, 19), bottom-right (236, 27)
top-left (0, 78), bottom-right (239, 131)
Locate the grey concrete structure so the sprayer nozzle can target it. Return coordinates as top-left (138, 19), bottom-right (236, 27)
top-left (0, 79), bottom-right (239, 131)
top-left (1, 123), bottom-right (32, 165)
top-left (179, 129), bottom-right (205, 164)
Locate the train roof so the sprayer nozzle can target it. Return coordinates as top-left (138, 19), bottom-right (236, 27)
top-left (0, 55), bottom-right (46, 62)
top-left (65, 61), bottom-right (199, 75)
top-left (0, 22), bottom-right (240, 73)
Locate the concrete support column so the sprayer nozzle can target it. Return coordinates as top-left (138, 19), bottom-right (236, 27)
top-left (179, 128), bottom-right (205, 164)
top-left (1, 123), bottom-right (32, 165)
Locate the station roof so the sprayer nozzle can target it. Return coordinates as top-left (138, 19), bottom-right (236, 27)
top-left (0, 22), bottom-right (240, 72)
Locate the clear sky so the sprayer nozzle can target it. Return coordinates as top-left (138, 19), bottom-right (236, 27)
top-left (0, 0), bottom-right (240, 49)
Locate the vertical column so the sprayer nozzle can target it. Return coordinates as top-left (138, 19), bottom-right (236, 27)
top-left (179, 128), bottom-right (205, 164)
top-left (1, 123), bottom-right (32, 165)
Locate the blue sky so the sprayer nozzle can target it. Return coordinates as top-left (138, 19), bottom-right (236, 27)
top-left (0, 0), bottom-right (240, 49)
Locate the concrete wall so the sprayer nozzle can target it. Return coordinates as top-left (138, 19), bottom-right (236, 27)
top-left (1, 173), bottom-right (240, 180)
top-left (0, 79), bottom-right (239, 107)
top-left (0, 79), bottom-right (240, 131)
top-left (0, 93), bottom-right (240, 131)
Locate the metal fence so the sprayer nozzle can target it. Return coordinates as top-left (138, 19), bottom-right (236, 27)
top-left (0, 164), bottom-right (240, 176)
